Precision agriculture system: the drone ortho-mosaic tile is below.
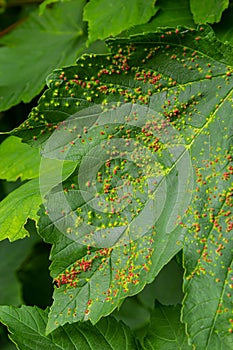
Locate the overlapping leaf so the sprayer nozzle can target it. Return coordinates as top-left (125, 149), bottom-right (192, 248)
top-left (124, 0), bottom-right (194, 34)
top-left (11, 26), bottom-right (233, 343)
top-left (0, 136), bottom-right (40, 181)
top-left (0, 137), bottom-right (76, 241)
top-left (83, 0), bottom-right (158, 44)
top-left (141, 304), bottom-right (192, 349)
top-left (0, 306), bottom-right (137, 350)
top-left (190, 0), bottom-right (229, 24)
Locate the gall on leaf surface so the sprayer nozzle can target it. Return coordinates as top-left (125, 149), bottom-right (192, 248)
top-left (181, 100), bottom-right (233, 348)
top-left (12, 26), bottom-right (233, 336)
top-left (0, 305), bottom-right (137, 350)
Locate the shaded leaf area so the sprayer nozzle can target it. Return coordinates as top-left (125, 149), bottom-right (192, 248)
top-left (17, 241), bottom-right (53, 309)
top-left (83, 0), bottom-right (158, 44)
top-left (113, 258), bottom-right (184, 332)
top-left (12, 26), bottom-right (233, 337)
top-left (139, 258), bottom-right (184, 306)
top-left (0, 325), bottom-right (16, 350)
top-left (141, 304), bottom-right (192, 349)
top-left (0, 234), bottom-right (39, 306)
top-left (190, 0), bottom-right (229, 24)
top-left (0, 136), bottom-right (40, 181)
top-left (0, 306), bottom-right (137, 350)
top-left (0, 0), bottom-right (87, 112)
top-left (213, 2), bottom-right (233, 44)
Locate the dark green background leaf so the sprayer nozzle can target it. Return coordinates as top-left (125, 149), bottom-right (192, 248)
top-left (0, 235), bottom-right (39, 306)
top-left (0, 0), bottom-right (87, 111)
top-left (141, 304), bottom-right (192, 349)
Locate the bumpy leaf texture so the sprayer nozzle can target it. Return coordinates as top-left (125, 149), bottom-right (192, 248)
top-left (12, 26), bottom-right (233, 347)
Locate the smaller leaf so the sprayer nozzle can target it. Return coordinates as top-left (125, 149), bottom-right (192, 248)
top-left (84, 0), bottom-right (158, 44)
top-left (190, 0), bottom-right (229, 24)
top-left (0, 305), bottom-right (137, 350)
top-left (141, 304), bottom-right (192, 350)
top-left (0, 179), bottom-right (41, 242)
top-left (0, 158), bottom-right (76, 242)
top-left (0, 136), bottom-right (40, 181)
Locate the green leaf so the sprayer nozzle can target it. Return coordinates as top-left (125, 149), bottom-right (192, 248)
top-left (0, 136), bottom-right (40, 181)
top-left (0, 306), bottom-right (137, 350)
top-left (0, 159), bottom-right (76, 242)
top-left (38, 215), bottom-right (165, 333)
top-left (138, 258), bottom-right (184, 306)
top-left (182, 118), bottom-right (233, 347)
top-left (114, 296), bottom-right (151, 331)
top-left (141, 304), bottom-right (192, 349)
top-left (0, 235), bottom-right (39, 305)
top-left (0, 179), bottom-right (41, 241)
top-left (190, 0), bottom-right (229, 24)
top-left (83, 0), bottom-right (158, 44)
top-left (39, 0), bottom-right (71, 15)
top-left (124, 0), bottom-right (194, 34)
top-left (213, 3), bottom-right (233, 45)
top-left (0, 0), bottom-right (87, 111)
top-left (12, 26), bottom-right (233, 340)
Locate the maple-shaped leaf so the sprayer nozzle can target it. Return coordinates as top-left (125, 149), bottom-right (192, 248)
top-left (11, 26), bottom-right (233, 345)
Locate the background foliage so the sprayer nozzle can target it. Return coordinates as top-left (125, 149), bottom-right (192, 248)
top-left (0, 0), bottom-right (232, 349)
